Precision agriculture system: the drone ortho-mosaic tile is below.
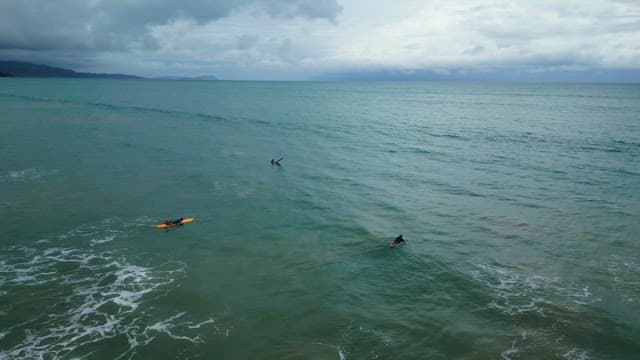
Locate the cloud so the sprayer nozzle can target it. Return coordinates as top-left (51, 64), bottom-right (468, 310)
top-left (315, 0), bottom-right (640, 74)
top-left (0, 0), bottom-right (342, 52)
top-left (0, 0), bottom-right (639, 80)
top-left (236, 34), bottom-right (260, 50)
top-left (259, 0), bottom-right (343, 23)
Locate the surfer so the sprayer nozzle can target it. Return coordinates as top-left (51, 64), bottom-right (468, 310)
top-left (156, 217), bottom-right (193, 230)
top-left (271, 157), bottom-right (284, 166)
top-left (390, 234), bottom-right (405, 247)
top-left (162, 218), bottom-right (183, 225)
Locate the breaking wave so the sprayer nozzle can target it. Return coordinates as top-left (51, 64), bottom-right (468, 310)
top-left (470, 262), bottom-right (601, 317)
top-left (0, 220), bottom-right (223, 359)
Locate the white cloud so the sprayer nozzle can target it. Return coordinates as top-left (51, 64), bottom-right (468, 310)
top-left (315, 0), bottom-right (640, 72)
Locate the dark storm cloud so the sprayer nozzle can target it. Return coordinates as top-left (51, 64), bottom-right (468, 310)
top-left (0, 0), bottom-right (342, 52)
top-left (0, 1), bottom-right (95, 50)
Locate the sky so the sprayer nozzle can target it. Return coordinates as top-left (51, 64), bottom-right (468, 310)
top-left (1, 0), bottom-right (640, 81)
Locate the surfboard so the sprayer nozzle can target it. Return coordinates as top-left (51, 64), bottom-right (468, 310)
top-left (389, 240), bottom-right (405, 248)
top-left (156, 218), bottom-right (194, 229)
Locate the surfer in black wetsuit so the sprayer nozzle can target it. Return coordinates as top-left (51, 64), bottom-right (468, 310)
top-left (390, 234), bottom-right (405, 247)
top-left (163, 218), bottom-right (183, 225)
top-left (271, 157), bottom-right (284, 166)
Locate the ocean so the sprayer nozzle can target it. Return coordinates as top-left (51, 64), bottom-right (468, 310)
top-left (1, 79), bottom-right (639, 359)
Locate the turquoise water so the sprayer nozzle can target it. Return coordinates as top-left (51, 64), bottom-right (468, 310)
top-left (1, 79), bottom-right (639, 359)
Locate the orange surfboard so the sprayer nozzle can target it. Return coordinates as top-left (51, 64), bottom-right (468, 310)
top-left (156, 218), bottom-right (194, 229)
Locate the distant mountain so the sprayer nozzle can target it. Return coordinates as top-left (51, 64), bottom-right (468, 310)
top-left (0, 61), bottom-right (142, 79)
top-left (153, 75), bottom-right (218, 81)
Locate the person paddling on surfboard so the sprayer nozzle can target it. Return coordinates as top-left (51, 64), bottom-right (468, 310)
top-left (162, 217), bottom-right (183, 225)
top-left (271, 157), bottom-right (284, 166)
top-left (156, 217), bottom-right (193, 231)
top-left (390, 234), bottom-right (405, 248)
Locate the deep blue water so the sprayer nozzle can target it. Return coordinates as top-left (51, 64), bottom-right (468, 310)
top-left (1, 79), bottom-right (639, 359)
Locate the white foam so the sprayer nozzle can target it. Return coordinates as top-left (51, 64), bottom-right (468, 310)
top-left (9, 168), bottom-right (40, 179)
top-left (0, 226), bottom-right (221, 359)
top-left (1, 168), bottom-right (59, 183)
top-left (44, 247), bottom-right (62, 256)
top-left (55, 217), bottom-right (155, 247)
top-left (145, 313), bottom-right (204, 344)
top-left (213, 181), bottom-right (225, 191)
top-left (569, 286), bottom-right (599, 305)
top-left (188, 317), bottom-right (216, 329)
top-left (608, 256), bottom-right (640, 303)
top-left (312, 342), bottom-right (347, 360)
top-left (470, 262), bottom-right (601, 317)
top-left (562, 347), bottom-right (590, 360)
top-left (500, 339), bottom-right (519, 360)
top-left (470, 261), bottom-right (608, 358)
top-left (90, 235), bottom-right (116, 246)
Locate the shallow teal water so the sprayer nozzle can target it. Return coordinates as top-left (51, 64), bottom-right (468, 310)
top-left (1, 79), bottom-right (639, 359)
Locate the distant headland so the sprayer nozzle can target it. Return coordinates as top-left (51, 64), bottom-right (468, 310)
top-left (152, 75), bottom-right (218, 81)
top-left (0, 61), bottom-right (142, 79)
top-left (0, 61), bottom-right (218, 80)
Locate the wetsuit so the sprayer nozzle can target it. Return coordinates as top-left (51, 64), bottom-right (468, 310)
top-left (393, 235), bottom-right (405, 245)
